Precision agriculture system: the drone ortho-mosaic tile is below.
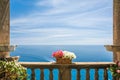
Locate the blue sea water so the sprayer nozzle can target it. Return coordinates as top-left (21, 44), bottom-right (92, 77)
top-left (10, 45), bottom-right (113, 80)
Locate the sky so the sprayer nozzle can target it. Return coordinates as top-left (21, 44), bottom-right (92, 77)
top-left (10, 0), bottom-right (113, 45)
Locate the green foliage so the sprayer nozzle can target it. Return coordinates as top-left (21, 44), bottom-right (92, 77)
top-left (0, 61), bottom-right (27, 80)
top-left (109, 61), bottom-right (120, 78)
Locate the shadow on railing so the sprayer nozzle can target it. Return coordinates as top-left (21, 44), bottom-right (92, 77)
top-left (20, 62), bottom-right (115, 80)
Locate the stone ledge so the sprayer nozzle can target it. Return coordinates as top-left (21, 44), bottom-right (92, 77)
top-left (104, 45), bottom-right (120, 52)
top-left (0, 45), bottom-right (17, 52)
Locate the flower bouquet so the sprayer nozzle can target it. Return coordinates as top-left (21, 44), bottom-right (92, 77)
top-left (52, 50), bottom-right (76, 64)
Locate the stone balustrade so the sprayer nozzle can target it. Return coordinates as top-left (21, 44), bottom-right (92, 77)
top-left (20, 62), bottom-right (115, 80)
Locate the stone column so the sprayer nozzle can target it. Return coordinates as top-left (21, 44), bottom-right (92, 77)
top-left (105, 0), bottom-right (120, 62)
top-left (0, 0), bottom-right (10, 58)
top-left (113, 0), bottom-right (120, 61)
top-left (113, 0), bottom-right (120, 45)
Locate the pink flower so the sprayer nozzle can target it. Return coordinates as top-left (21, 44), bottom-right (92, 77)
top-left (52, 50), bottom-right (64, 58)
top-left (118, 62), bottom-right (120, 67)
top-left (52, 52), bottom-right (56, 57)
top-left (115, 60), bottom-right (119, 64)
top-left (116, 70), bottom-right (120, 73)
top-left (115, 60), bottom-right (118, 63)
top-left (58, 51), bottom-right (63, 58)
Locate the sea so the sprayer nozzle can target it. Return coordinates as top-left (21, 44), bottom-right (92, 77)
top-left (10, 45), bottom-right (113, 80)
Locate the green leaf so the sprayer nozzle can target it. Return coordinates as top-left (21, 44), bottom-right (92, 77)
top-left (0, 60), bottom-right (27, 79)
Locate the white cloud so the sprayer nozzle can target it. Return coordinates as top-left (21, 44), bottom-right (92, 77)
top-left (36, 0), bottom-right (66, 7)
top-left (10, 0), bottom-right (113, 45)
top-left (11, 36), bottom-right (112, 45)
top-left (11, 28), bottom-right (112, 45)
top-left (35, 0), bottom-right (111, 15)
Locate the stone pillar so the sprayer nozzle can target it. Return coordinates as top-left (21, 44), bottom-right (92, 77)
top-left (0, 0), bottom-right (10, 58)
top-left (113, 0), bottom-right (120, 45)
top-left (113, 0), bottom-right (120, 61)
top-left (105, 0), bottom-right (120, 62)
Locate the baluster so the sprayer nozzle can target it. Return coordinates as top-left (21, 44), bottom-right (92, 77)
top-left (0, 0), bottom-right (4, 10)
top-left (40, 68), bottom-right (44, 80)
top-left (113, 76), bottom-right (120, 80)
top-left (58, 67), bottom-right (71, 80)
top-left (0, 0), bottom-right (2, 12)
top-left (95, 68), bottom-right (99, 80)
top-left (104, 68), bottom-right (108, 80)
top-left (86, 68), bottom-right (90, 80)
top-left (116, 77), bottom-right (120, 80)
top-left (49, 68), bottom-right (53, 80)
top-left (77, 68), bottom-right (80, 80)
top-left (58, 69), bottom-right (62, 80)
top-left (112, 76), bottom-right (116, 80)
top-left (31, 68), bottom-right (35, 80)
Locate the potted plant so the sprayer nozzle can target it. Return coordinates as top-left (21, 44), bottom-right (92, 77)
top-left (0, 60), bottom-right (27, 80)
top-left (109, 61), bottom-right (120, 79)
top-left (52, 50), bottom-right (76, 64)
top-left (0, 45), bottom-right (27, 80)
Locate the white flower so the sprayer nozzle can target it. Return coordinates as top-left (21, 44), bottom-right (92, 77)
top-left (63, 51), bottom-right (76, 59)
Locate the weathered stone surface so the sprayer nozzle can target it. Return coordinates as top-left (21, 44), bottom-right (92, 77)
top-left (113, 0), bottom-right (120, 45)
top-left (0, 0), bottom-right (10, 45)
top-left (20, 62), bottom-right (115, 68)
top-left (113, 0), bottom-right (120, 61)
top-left (0, 0), bottom-right (10, 57)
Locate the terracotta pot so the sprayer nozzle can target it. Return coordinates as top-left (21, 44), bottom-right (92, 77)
top-left (56, 58), bottom-right (72, 64)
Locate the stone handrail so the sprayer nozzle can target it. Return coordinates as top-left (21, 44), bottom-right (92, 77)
top-left (20, 62), bottom-right (115, 80)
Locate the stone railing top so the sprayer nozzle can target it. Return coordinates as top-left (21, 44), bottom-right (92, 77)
top-left (20, 62), bottom-right (115, 68)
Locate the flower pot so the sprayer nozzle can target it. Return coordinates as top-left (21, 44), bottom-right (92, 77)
top-left (56, 58), bottom-right (72, 64)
